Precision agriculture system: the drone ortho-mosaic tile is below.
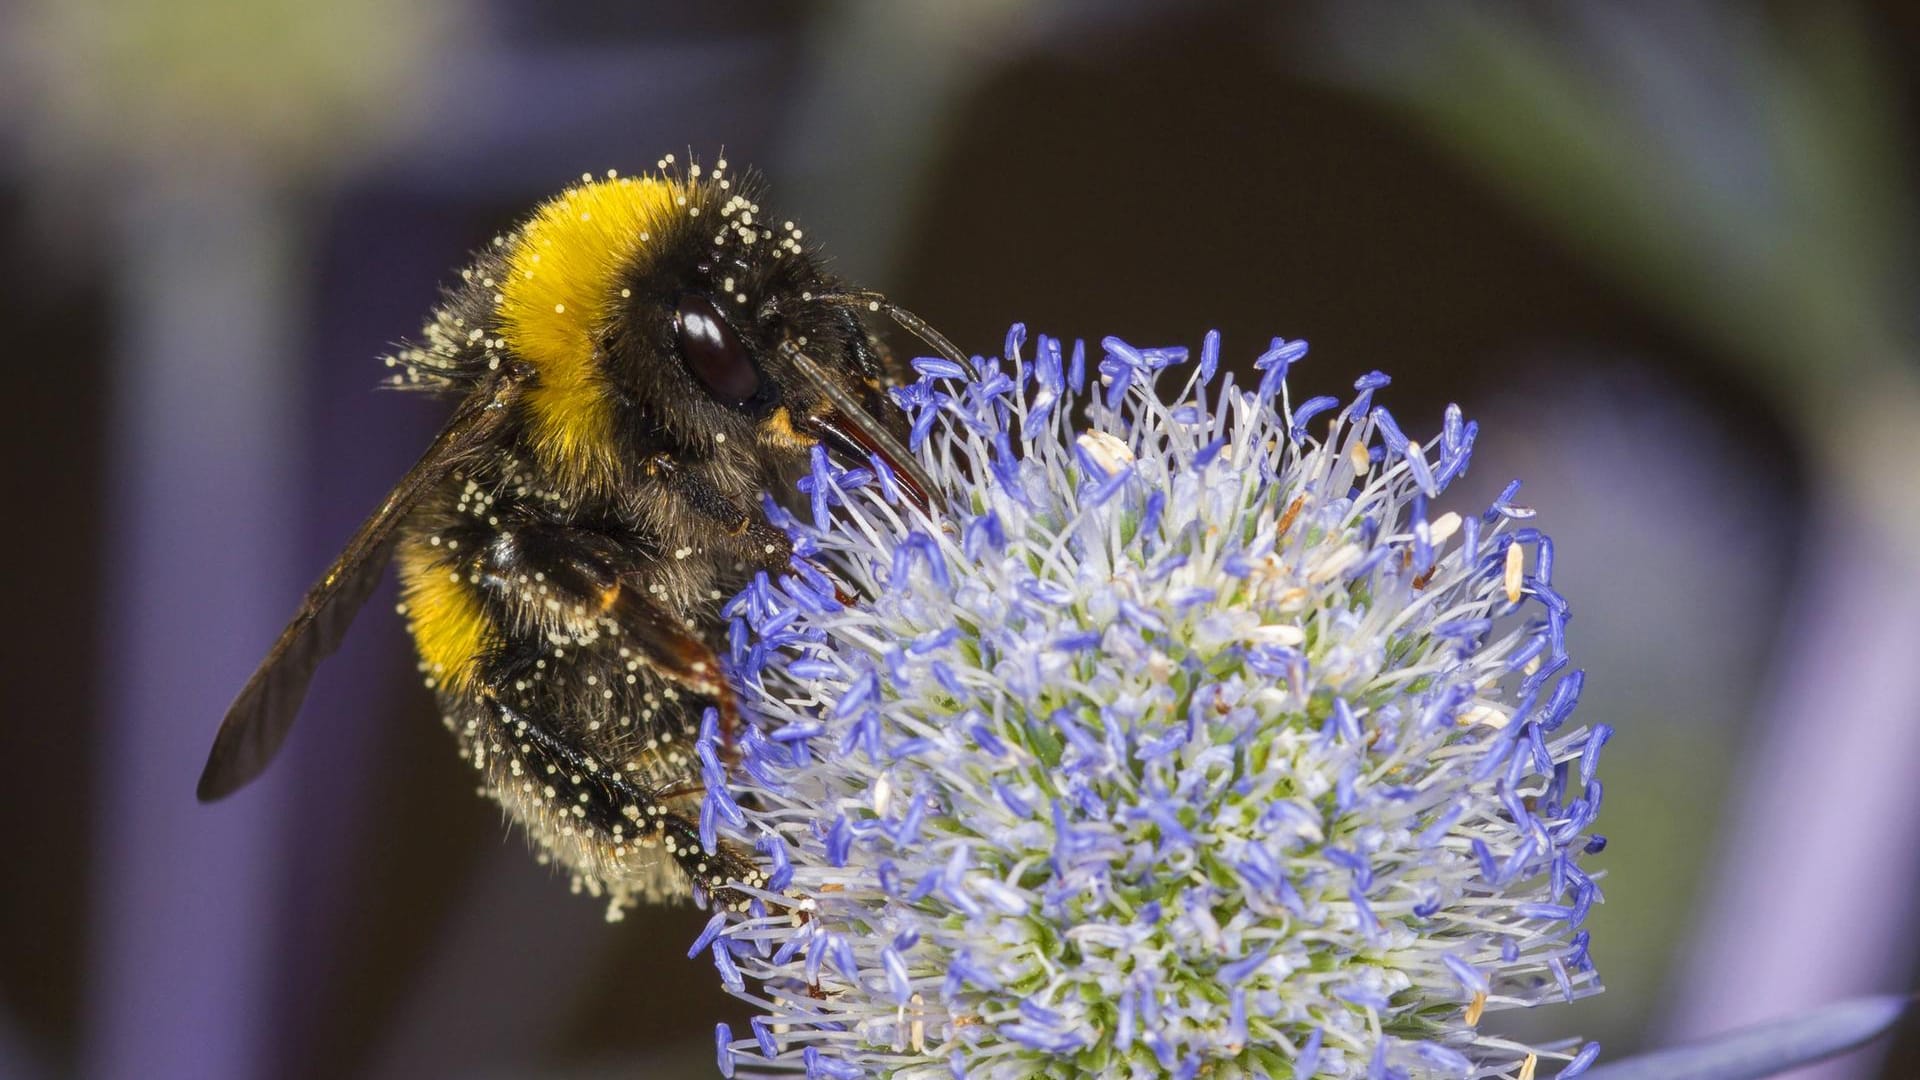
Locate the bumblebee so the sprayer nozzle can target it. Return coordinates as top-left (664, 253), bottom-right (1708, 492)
top-left (196, 158), bottom-right (950, 912)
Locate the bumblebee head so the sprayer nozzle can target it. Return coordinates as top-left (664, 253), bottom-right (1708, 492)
top-left (491, 165), bottom-right (929, 511)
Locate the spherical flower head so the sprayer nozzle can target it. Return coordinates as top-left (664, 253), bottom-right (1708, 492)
top-left (698, 327), bottom-right (1609, 1079)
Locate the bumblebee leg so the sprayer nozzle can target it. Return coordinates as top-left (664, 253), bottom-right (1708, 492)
top-left (476, 686), bottom-right (760, 904)
top-left (602, 580), bottom-right (742, 749)
top-left (644, 450), bottom-right (795, 576)
top-left (590, 572), bottom-right (744, 758)
top-left (475, 520), bottom-right (747, 751)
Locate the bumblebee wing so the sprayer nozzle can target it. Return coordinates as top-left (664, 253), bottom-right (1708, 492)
top-left (195, 373), bottom-right (526, 802)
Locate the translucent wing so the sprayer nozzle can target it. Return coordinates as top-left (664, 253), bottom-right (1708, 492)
top-left (195, 373), bottom-right (526, 801)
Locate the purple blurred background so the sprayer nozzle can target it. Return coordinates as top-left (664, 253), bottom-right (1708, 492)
top-left (3, 2), bottom-right (1919, 1077)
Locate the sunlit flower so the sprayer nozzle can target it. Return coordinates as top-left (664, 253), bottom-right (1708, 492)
top-left (697, 327), bottom-right (1609, 1079)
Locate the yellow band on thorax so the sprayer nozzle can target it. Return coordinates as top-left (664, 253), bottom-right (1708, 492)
top-left (497, 177), bottom-right (682, 490)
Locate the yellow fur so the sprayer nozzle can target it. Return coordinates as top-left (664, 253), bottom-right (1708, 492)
top-left (497, 177), bottom-right (681, 489)
top-left (397, 540), bottom-right (495, 693)
top-left (760, 406), bottom-right (814, 452)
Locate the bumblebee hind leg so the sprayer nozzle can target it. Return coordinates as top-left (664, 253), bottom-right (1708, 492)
top-left (469, 687), bottom-right (761, 908)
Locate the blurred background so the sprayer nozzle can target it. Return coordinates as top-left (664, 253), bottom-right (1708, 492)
top-left (4, 1), bottom-right (1919, 1077)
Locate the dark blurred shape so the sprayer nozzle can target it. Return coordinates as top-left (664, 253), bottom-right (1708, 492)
top-left (0, 190), bottom-right (108, 1069)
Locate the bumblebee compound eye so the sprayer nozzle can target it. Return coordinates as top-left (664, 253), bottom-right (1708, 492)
top-left (674, 293), bottom-right (761, 405)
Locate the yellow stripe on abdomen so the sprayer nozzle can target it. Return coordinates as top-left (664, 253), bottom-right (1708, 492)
top-left (496, 176), bottom-right (680, 491)
top-left (397, 538), bottom-right (495, 693)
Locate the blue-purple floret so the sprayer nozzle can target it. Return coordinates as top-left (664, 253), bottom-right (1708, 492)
top-left (699, 327), bottom-right (1609, 1079)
